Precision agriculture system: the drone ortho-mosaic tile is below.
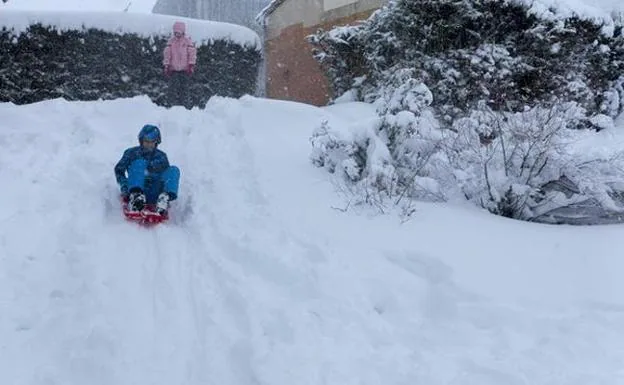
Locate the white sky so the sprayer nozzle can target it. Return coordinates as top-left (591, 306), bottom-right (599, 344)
top-left (2, 0), bottom-right (159, 12)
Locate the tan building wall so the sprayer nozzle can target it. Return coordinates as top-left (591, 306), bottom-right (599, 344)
top-left (264, 0), bottom-right (384, 106)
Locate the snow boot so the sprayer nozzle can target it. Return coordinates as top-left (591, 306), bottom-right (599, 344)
top-left (128, 191), bottom-right (146, 212)
top-left (156, 192), bottom-right (170, 215)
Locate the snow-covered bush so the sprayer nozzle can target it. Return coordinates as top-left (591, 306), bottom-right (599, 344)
top-left (310, 116), bottom-right (403, 197)
top-left (448, 102), bottom-right (574, 219)
top-left (0, 24), bottom-right (260, 107)
top-left (310, 120), bottom-right (368, 182)
top-left (310, 117), bottom-right (404, 212)
top-left (446, 102), bottom-right (624, 222)
top-left (310, 76), bottom-right (450, 210)
top-left (309, 0), bottom-right (624, 224)
top-left (311, 96), bottom-right (624, 223)
top-left (367, 70), bottom-right (448, 201)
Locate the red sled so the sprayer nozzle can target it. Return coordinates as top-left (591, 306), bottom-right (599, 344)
top-left (121, 196), bottom-right (168, 226)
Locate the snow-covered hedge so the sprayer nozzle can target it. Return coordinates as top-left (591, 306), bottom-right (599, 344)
top-left (0, 11), bottom-right (261, 107)
top-left (309, 0), bottom-right (624, 126)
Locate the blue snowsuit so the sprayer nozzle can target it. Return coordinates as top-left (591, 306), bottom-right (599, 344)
top-left (114, 146), bottom-right (180, 204)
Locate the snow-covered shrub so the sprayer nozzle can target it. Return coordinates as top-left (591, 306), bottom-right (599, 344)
top-left (0, 24), bottom-right (260, 107)
top-left (311, 76), bottom-right (449, 207)
top-left (310, 120), bottom-right (367, 182)
top-left (311, 122), bottom-right (405, 212)
top-left (367, 70), bottom-right (447, 201)
top-left (312, 97), bottom-right (624, 223)
top-left (310, 118), bottom-right (400, 201)
top-left (445, 102), bottom-right (624, 221)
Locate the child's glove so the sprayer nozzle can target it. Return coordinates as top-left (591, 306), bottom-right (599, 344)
top-left (120, 184), bottom-right (129, 197)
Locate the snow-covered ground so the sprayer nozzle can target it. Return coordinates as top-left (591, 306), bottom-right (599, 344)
top-left (1, 96), bottom-right (623, 385)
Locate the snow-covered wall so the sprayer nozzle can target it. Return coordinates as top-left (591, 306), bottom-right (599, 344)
top-left (0, 11), bottom-right (261, 106)
top-left (0, 10), bottom-right (261, 48)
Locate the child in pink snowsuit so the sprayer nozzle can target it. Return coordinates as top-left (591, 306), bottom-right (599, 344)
top-left (163, 21), bottom-right (197, 108)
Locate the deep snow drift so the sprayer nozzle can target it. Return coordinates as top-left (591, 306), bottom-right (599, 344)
top-left (0, 96), bottom-right (623, 384)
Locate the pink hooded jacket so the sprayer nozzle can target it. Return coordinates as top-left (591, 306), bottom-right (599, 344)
top-left (163, 21), bottom-right (197, 72)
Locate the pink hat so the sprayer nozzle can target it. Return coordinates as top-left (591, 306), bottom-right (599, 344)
top-left (173, 21), bottom-right (186, 34)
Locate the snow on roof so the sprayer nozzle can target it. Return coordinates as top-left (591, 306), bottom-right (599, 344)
top-left (0, 10), bottom-right (261, 49)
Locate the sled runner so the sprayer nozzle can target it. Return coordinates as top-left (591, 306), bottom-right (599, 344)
top-left (121, 196), bottom-right (168, 226)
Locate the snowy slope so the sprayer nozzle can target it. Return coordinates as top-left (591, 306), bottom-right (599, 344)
top-left (1, 96), bottom-right (624, 384)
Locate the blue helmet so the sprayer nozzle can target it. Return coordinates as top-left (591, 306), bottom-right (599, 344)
top-left (138, 124), bottom-right (161, 144)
